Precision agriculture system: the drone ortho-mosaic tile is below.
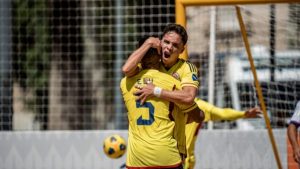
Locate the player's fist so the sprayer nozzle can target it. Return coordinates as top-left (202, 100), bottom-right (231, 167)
top-left (244, 107), bottom-right (262, 118)
top-left (146, 37), bottom-right (161, 55)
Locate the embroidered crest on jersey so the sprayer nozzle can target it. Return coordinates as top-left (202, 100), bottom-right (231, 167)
top-left (172, 72), bottom-right (181, 81)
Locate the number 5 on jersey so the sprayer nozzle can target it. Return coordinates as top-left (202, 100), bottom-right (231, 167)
top-left (136, 101), bottom-right (154, 125)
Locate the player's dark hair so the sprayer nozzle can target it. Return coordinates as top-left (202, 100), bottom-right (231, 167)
top-left (137, 35), bottom-right (160, 69)
top-left (161, 23), bottom-right (188, 45)
top-left (138, 35), bottom-right (150, 47)
top-left (138, 35), bottom-right (159, 57)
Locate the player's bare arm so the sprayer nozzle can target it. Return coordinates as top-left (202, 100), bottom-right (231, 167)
top-left (122, 37), bottom-right (161, 77)
top-left (134, 83), bottom-right (197, 105)
top-left (160, 86), bottom-right (197, 105)
top-left (288, 124), bottom-right (300, 163)
top-left (187, 108), bottom-right (205, 124)
top-left (244, 107), bottom-right (262, 118)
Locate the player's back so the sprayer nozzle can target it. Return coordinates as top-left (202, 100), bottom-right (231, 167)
top-left (120, 69), bottom-right (183, 168)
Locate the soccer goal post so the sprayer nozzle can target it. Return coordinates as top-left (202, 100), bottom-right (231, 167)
top-left (176, 0), bottom-right (300, 169)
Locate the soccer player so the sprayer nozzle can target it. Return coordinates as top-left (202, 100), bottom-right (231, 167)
top-left (183, 53), bottom-right (262, 169)
top-left (184, 99), bottom-right (262, 169)
top-left (125, 35), bottom-right (262, 169)
top-left (122, 23), bottom-right (199, 107)
top-left (120, 38), bottom-right (203, 169)
top-left (120, 23), bottom-right (202, 169)
top-left (288, 101), bottom-right (300, 165)
top-left (122, 24), bottom-right (200, 167)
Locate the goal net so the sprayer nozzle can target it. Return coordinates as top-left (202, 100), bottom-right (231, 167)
top-left (182, 2), bottom-right (299, 168)
top-left (0, 1), bottom-right (299, 132)
top-left (185, 3), bottom-right (300, 130)
top-left (0, 0), bottom-right (176, 130)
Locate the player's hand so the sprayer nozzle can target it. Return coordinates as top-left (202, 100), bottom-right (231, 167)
top-left (244, 107), bottom-right (262, 118)
top-left (134, 83), bottom-right (155, 105)
top-left (146, 37), bottom-right (161, 55)
top-left (293, 146), bottom-right (300, 163)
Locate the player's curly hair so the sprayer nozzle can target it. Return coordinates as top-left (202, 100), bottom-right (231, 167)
top-left (161, 23), bottom-right (188, 45)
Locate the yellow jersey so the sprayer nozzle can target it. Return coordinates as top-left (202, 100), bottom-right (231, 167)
top-left (185, 98), bottom-right (245, 152)
top-left (159, 59), bottom-right (199, 157)
top-left (184, 98), bottom-right (245, 169)
top-left (172, 106), bottom-right (189, 156)
top-left (120, 69), bottom-right (197, 168)
top-left (160, 59), bottom-right (199, 88)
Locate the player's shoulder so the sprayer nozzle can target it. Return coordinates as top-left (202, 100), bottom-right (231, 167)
top-left (137, 69), bottom-right (175, 84)
top-left (296, 101), bottom-right (300, 109)
top-left (177, 59), bottom-right (198, 73)
top-left (293, 101), bottom-right (300, 116)
top-left (120, 77), bottom-right (129, 94)
top-left (139, 69), bottom-right (161, 77)
top-left (120, 77), bottom-right (127, 87)
top-left (290, 101), bottom-right (300, 125)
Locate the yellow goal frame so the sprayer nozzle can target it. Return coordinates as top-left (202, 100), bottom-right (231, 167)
top-left (175, 1), bottom-right (299, 169)
top-left (176, 0), bottom-right (299, 59)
